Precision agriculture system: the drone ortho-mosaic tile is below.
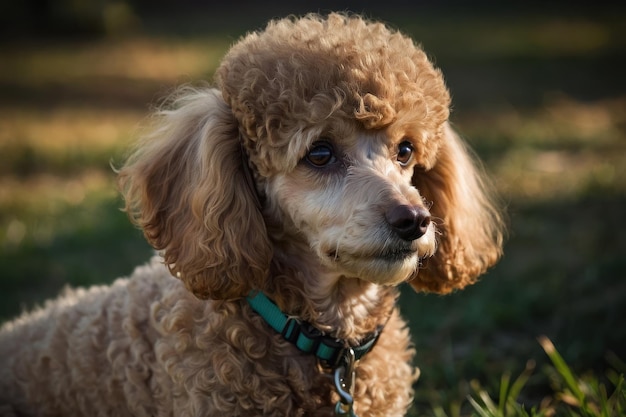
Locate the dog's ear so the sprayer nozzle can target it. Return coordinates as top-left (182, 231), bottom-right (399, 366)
top-left (118, 88), bottom-right (272, 300)
top-left (409, 123), bottom-right (505, 294)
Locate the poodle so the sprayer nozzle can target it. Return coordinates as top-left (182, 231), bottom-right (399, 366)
top-left (0, 13), bottom-right (504, 417)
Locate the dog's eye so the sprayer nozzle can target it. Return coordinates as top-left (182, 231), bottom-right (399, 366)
top-left (306, 142), bottom-right (336, 167)
top-left (397, 141), bottom-right (414, 166)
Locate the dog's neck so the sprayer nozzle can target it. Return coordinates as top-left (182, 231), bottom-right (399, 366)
top-left (262, 240), bottom-right (397, 344)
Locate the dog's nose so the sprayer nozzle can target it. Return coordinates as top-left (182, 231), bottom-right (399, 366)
top-left (385, 205), bottom-right (431, 241)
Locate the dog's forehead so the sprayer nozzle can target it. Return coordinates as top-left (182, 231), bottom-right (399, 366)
top-left (221, 14), bottom-right (450, 175)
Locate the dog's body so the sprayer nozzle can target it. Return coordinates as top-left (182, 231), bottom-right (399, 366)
top-left (0, 13), bottom-right (504, 417)
top-left (0, 259), bottom-right (414, 416)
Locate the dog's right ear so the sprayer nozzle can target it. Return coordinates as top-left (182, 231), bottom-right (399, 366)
top-left (117, 88), bottom-right (272, 300)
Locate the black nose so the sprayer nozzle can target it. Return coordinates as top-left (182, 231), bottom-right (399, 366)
top-left (385, 204), bottom-right (431, 241)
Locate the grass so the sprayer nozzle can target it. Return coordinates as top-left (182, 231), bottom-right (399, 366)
top-left (1, 7), bottom-right (625, 416)
top-left (462, 337), bottom-right (626, 417)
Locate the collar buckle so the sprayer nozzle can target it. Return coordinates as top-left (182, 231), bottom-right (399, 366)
top-left (246, 290), bottom-right (383, 368)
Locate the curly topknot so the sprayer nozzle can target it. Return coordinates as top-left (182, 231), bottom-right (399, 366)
top-left (217, 13), bottom-right (451, 175)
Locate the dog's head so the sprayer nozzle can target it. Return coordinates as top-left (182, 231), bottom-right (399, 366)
top-left (118, 13), bottom-right (504, 300)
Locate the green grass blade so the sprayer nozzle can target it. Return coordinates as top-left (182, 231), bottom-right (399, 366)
top-left (480, 390), bottom-right (499, 413)
top-left (508, 360), bottom-right (536, 406)
top-left (432, 406), bottom-right (449, 417)
top-left (467, 395), bottom-right (495, 417)
top-left (606, 374), bottom-right (625, 416)
top-left (498, 372), bottom-right (511, 415)
top-left (538, 336), bottom-right (586, 403)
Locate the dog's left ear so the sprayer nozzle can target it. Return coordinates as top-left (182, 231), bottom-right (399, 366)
top-left (409, 123), bottom-right (505, 294)
top-left (118, 88), bottom-right (272, 300)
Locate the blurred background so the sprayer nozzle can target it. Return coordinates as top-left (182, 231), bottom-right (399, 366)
top-left (1, 1), bottom-right (624, 415)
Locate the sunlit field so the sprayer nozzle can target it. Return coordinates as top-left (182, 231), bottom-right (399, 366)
top-left (1, 7), bottom-right (625, 416)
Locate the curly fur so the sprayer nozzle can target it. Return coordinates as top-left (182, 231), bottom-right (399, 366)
top-left (0, 13), bottom-right (504, 417)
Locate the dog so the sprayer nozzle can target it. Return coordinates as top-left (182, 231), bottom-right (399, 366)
top-left (0, 13), bottom-right (504, 417)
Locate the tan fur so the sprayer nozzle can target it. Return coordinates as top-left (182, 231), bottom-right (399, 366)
top-left (0, 13), bottom-right (504, 416)
top-left (410, 124), bottom-right (505, 293)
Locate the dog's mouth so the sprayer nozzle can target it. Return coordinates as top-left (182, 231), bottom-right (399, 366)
top-left (377, 246), bottom-right (417, 262)
top-left (324, 242), bottom-right (424, 286)
top-left (326, 243), bottom-right (418, 263)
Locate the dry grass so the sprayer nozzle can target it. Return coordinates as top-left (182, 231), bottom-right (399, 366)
top-left (0, 107), bottom-right (140, 150)
top-left (455, 96), bottom-right (626, 202)
top-left (0, 37), bottom-right (228, 85)
top-left (0, 37), bottom-right (228, 251)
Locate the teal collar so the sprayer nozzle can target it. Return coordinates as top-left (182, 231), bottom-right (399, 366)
top-left (246, 290), bottom-right (383, 369)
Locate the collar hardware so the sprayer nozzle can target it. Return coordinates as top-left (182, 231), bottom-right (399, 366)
top-left (246, 290), bottom-right (382, 369)
top-left (334, 347), bottom-right (357, 416)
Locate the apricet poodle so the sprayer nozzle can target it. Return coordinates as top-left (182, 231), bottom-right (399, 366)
top-left (0, 13), bottom-right (504, 417)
